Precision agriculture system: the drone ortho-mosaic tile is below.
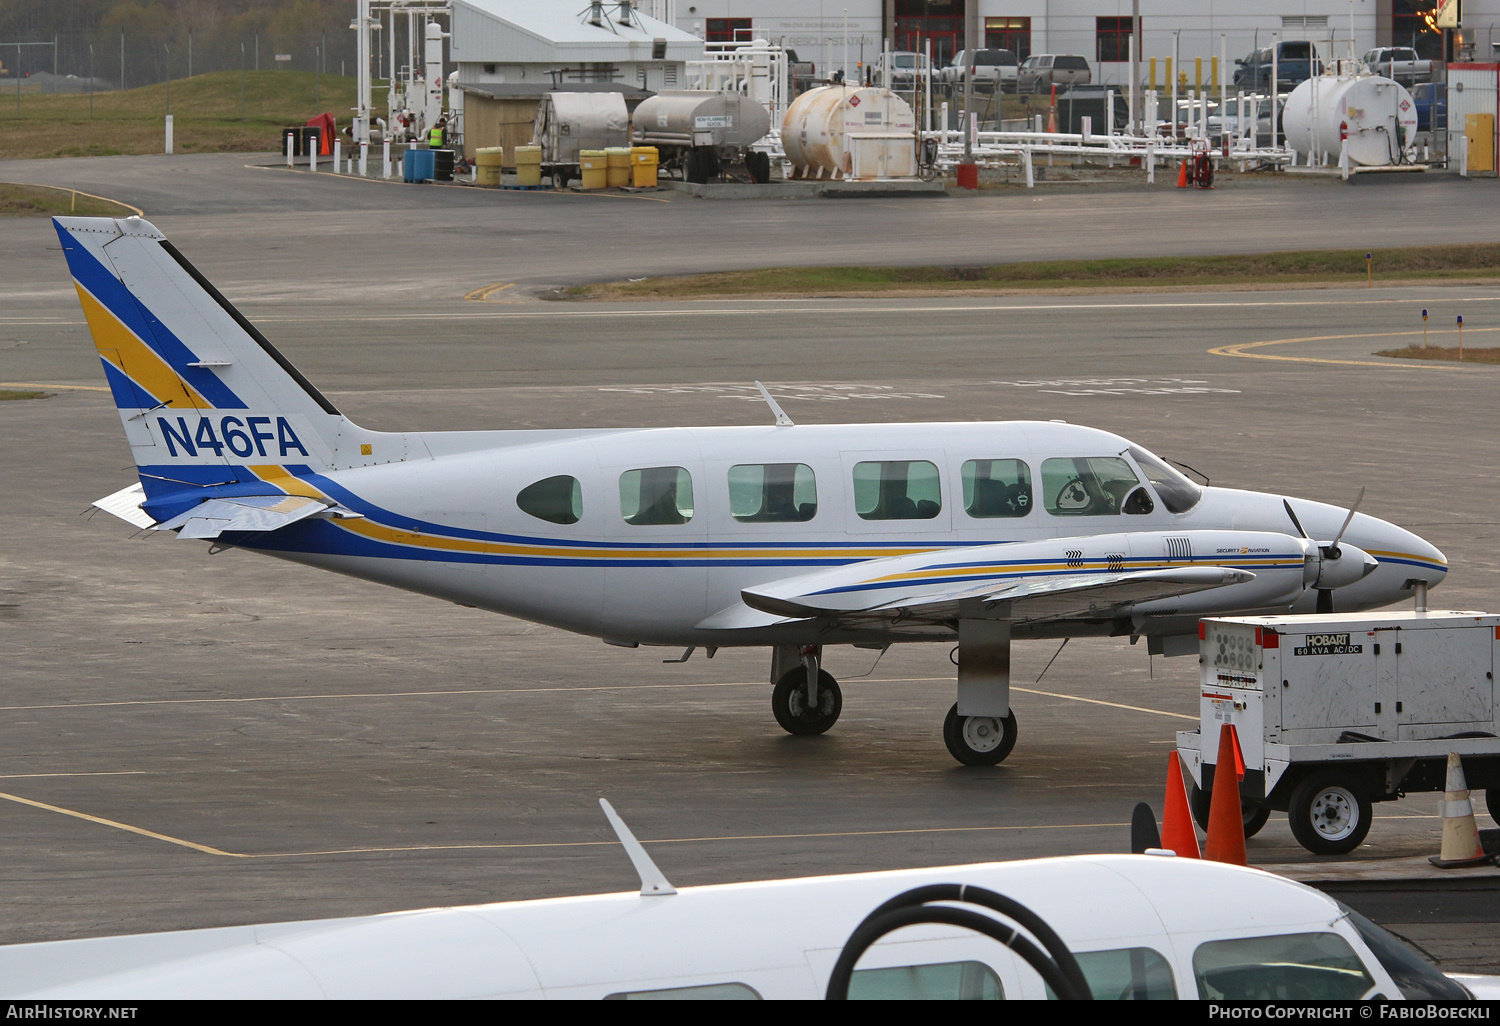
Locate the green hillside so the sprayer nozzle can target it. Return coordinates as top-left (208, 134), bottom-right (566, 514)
top-left (1, 70), bottom-right (361, 158)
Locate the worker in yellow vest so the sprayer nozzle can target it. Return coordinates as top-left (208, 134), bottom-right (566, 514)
top-left (428, 117), bottom-right (447, 148)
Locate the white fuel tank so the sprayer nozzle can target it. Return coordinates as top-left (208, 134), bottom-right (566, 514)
top-left (781, 85), bottom-right (917, 179)
top-left (1282, 74), bottom-right (1418, 166)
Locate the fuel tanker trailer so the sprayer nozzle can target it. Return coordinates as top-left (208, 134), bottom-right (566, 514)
top-left (631, 91), bottom-right (773, 183)
top-left (781, 85), bottom-right (918, 180)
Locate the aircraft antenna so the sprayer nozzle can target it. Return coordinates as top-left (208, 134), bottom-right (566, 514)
top-left (753, 381), bottom-right (795, 426)
top-left (599, 798), bottom-right (677, 896)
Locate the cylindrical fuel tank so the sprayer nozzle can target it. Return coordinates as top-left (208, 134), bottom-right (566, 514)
top-left (781, 86), bottom-right (917, 175)
top-left (1282, 74), bottom-right (1418, 166)
top-left (631, 91), bottom-right (772, 149)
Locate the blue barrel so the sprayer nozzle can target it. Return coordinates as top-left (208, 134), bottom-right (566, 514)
top-left (404, 148), bottom-right (435, 183)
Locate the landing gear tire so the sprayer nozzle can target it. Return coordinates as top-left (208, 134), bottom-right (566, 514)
top-left (771, 668), bottom-right (842, 735)
top-left (942, 703), bottom-right (1018, 766)
top-left (1188, 781), bottom-right (1273, 838)
top-left (1288, 771), bottom-right (1372, 856)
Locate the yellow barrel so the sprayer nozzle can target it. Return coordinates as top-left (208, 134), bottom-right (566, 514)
top-left (630, 146), bottom-right (659, 187)
top-left (579, 149), bottom-right (608, 190)
top-left (513, 144), bottom-right (543, 187)
top-left (605, 146), bottom-right (632, 187)
top-left (475, 146), bottom-right (504, 187)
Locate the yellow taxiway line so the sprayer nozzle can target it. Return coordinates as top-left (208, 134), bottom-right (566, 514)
top-left (1210, 327), bottom-right (1500, 368)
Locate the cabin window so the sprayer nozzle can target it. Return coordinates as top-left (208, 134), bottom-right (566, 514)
top-left (1041, 457), bottom-right (1141, 516)
top-left (1126, 446), bottom-right (1203, 513)
top-left (853, 460), bottom-right (941, 520)
top-left (1192, 933), bottom-right (1374, 1000)
top-left (962, 459), bottom-right (1033, 518)
top-left (619, 467), bottom-right (694, 525)
top-left (1045, 947), bottom-right (1177, 1000)
top-left (516, 475), bottom-right (582, 525)
top-left (728, 463), bottom-right (817, 523)
top-left (848, 960), bottom-right (1003, 1000)
top-left (605, 982), bottom-right (761, 999)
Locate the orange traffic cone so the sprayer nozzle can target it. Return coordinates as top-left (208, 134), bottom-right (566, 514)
top-left (1176, 159), bottom-right (1189, 188)
top-left (1429, 753), bottom-right (1496, 868)
top-left (1204, 724), bottom-right (1247, 865)
top-left (1162, 753), bottom-right (1201, 859)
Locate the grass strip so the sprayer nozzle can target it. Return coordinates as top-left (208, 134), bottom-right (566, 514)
top-left (569, 244), bottom-right (1500, 300)
top-left (0, 184), bottom-right (137, 217)
top-left (0, 71), bottom-right (357, 160)
top-left (1375, 346), bottom-right (1500, 364)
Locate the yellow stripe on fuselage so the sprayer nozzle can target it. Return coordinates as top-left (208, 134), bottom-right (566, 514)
top-left (75, 282), bottom-right (211, 409)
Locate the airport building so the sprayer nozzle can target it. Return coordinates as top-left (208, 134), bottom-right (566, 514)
top-left (663, 2), bottom-right (1494, 84)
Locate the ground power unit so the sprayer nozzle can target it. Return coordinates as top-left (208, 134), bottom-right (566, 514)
top-left (1177, 612), bottom-right (1500, 855)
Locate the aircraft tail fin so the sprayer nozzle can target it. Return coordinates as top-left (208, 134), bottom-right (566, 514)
top-left (54, 216), bottom-right (394, 520)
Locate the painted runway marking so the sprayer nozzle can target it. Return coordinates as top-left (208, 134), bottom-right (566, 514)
top-left (0, 772), bottom-right (149, 779)
top-left (0, 381), bottom-right (110, 392)
top-left (600, 382), bottom-right (947, 403)
top-left (996, 376), bottom-right (1241, 397)
top-left (1211, 328), bottom-right (1500, 368)
top-left (0, 677), bottom-right (1194, 722)
top-left (241, 294), bottom-right (1500, 324)
top-left (0, 790), bottom-right (240, 858)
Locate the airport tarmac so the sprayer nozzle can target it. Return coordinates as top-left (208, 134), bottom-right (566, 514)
top-left (2, 155), bottom-right (1498, 973)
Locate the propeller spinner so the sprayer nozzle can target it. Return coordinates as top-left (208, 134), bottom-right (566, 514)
top-left (1284, 490), bottom-right (1379, 613)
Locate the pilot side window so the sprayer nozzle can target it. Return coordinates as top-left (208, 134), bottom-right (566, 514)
top-left (515, 475), bottom-right (582, 525)
top-left (619, 467), bottom-right (694, 526)
top-left (853, 460), bottom-right (941, 520)
top-left (1192, 933), bottom-right (1375, 1000)
top-left (1041, 457), bottom-right (1149, 516)
top-left (962, 459), bottom-right (1033, 518)
top-left (728, 463), bottom-right (817, 523)
top-left (848, 960), bottom-right (1003, 1000)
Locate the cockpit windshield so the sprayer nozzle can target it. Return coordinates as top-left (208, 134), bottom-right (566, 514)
top-left (1127, 446), bottom-right (1203, 513)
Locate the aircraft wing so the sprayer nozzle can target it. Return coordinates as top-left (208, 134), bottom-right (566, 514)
top-left (151, 494), bottom-right (358, 540)
top-left (697, 530), bottom-right (1301, 633)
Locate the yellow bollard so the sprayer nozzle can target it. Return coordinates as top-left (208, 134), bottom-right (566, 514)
top-left (1150, 57), bottom-right (1157, 90)
top-left (1195, 56), bottom-right (1203, 90)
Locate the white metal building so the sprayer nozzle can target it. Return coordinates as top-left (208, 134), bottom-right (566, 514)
top-left (450, 0), bottom-right (705, 92)
top-left (667, 2), bottom-right (1500, 86)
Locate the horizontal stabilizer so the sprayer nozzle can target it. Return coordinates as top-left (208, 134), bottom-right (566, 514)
top-left (152, 494), bottom-right (359, 539)
top-left (92, 483), bottom-right (155, 529)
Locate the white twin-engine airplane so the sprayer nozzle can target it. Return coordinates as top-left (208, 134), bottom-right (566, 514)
top-left (57, 216), bottom-right (1448, 765)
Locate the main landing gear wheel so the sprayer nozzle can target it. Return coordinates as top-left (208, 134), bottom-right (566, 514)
top-left (771, 668), bottom-right (842, 735)
top-left (943, 704), bottom-right (1018, 766)
top-left (1188, 782), bottom-right (1271, 838)
top-left (1288, 771), bottom-right (1372, 856)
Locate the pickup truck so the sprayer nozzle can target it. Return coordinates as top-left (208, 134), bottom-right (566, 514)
top-left (1233, 41), bottom-right (1320, 91)
top-left (1362, 47), bottom-right (1433, 83)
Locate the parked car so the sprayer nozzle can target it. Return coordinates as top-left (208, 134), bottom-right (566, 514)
top-left (1205, 94), bottom-right (1286, 147)
top-left (1016, 54), bottom-right (1092, 94)
top-left (1233, 40), bottom-right (1320, 91)
top-left (1362, 46), bottom-right (1433, 83)
top-left (938, 48), bottom-right (1019, 92)
top-left (1412, 81), bottom-right (1447, 134)
top-left (875, 50), bottom-right (931, 90)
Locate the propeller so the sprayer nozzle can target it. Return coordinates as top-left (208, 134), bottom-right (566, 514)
top-left (1284, 489), bottom-right (1375, 614)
